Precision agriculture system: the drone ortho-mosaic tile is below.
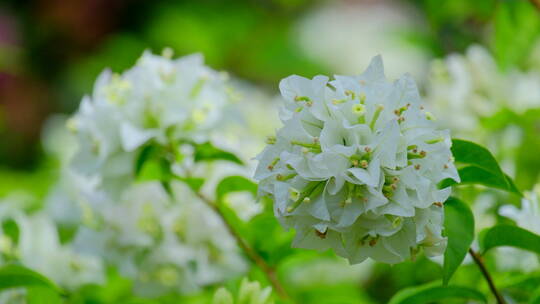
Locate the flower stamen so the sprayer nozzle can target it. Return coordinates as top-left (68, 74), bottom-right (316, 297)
top-left (370, 104), bottom-right (384, 130)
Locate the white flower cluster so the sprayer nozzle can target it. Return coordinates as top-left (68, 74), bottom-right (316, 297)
top-left (426, 45), bottom-right (540, 134)
top-left (212, 278), bottom-right (273, 304)
top-left (58, 52), bottom-right (260, 294)
top-left (255, 56), bottom-right (459, 264)
top-left (0, 195), bottom-right (105, 290)
top-left (71, 181), bottom-right (246, 296)
top-left (69, 50), bottom-right (232, 196)
top-left (297, 1), bottom-right (429, 80)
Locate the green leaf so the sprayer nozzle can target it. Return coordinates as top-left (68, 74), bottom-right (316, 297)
top-left (388, 282), bottom-right (487, 304)
top-left (531, 285), bottom-right (540, 304)
top-left (451, 139), bottom-right (504, 177)
top-left (481, 225), bottom-right (540, 255)
top-left (216, 176), bottom-right (257, 202)
top-left (504, 174), bottom-right (521, 194)
top-left (0, 264), bottom-right (60, 293)
top-left (135, 145), bottom-right (172, 182)
top-left (458, 166), bottom-right (513, 191)
top-left (176, 176), bottom-right (205, 192)
top-left (1, 219), bottom-right (19, 244)
top-left (27, 287), bottom-right (62, 304)
top-left (443, 197), bottom-right (475, 285)
top-left (245, 212), bottom-right (295, 265)
top-left (193, 142), bottom-right (243, 165)
top-left (135, 145), bottom-right (159, 177)
top-left (137, 158), bottom-right (172, 182)
top-left (450, 139), bottom-right (521, 195)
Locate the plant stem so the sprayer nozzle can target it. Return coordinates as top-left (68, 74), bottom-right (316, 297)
top-left (468, 248), bottom-right (506, 304)
top-left (194, 191), bottom-right (291, 301)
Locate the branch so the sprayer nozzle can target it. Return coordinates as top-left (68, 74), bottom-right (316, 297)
top-left (468, 249), bottom-right (506, 304)
top-left (194, 191), bottom-right (291, 300)
top-left (529, 0), bottom-right (540, 11)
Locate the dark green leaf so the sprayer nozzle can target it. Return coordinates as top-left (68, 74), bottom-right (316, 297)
top-left (216, 176), bottom-right (257, 202)
top-left (1, 219), bottom-right (19, 244)
top-left (504, 174), bottom-right (521, 195)
top-left (388, 282), bottom-right (487, 304)
top-left (135, 145), bottom-right (159, 177)
top-left (481, 225), bottom-right (540, 255)
top-left (193, 142), bottom-right (243, 165)
top-left (438, 177), bottom-right (456, 189)
top-left (0, 264), bottom-right (60, 293)
top-left (57, 224), bottom-right (78, 245)
top-left (135, 144), bottom-right (173, 183)
top-left (439, 169), bottom-right (521, 195)
top-left (451, 139), bottom-right (504, 177)
top-left (443, 197), bottom-right (475, 285)
top-left (458, 166), bottom-right (512, 191)
top-left (531, 286), bottom-right (540, 304)
top-left (450, 139), bottom-right (521, 195)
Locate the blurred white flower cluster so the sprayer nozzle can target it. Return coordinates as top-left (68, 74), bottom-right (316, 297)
top-left (212, 278), bottom-right (273, 304)
top-left (0, 51), bottom-right (269, 295)
top-left (255, 56), bottom-right (459, 264)
top-left (426, 45), bottom-right (540, 135)
top-left (0, 195), bottom-right (105, 290)
top-left (68, 50), bottom-right (232, 196)
top-left (70, 182), bottom-right (246, 296)
top-left (497, 185), bottom-right (540, 272)
top-left (61, 51), bottom-right (255, 295)
top-left (297, 1), bottom-right (429, 81)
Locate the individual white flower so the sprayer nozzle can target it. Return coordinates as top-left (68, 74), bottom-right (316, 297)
top-left (500, 188), bottom-right (540, 233)
top-left (254, 56), bottom-right (459, 264)
top-left (15, 213), bottom-right (105, 290)
top-left (69, 50), bottom-right (232, 197)
top-left (497, 186), bottom-right (540, 272)
top-left (0, 194), bottom-right (32, 264)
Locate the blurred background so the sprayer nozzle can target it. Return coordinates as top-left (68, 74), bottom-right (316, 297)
top-left (1, 0), bottom-right (540, 303)
top-left (2, 0), bottom-right (538, 172)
